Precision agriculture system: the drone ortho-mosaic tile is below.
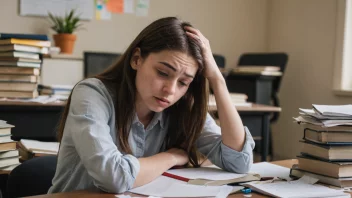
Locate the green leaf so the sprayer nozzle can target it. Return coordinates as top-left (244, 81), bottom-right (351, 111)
top-left (47, 9), bottom-right (83, 34)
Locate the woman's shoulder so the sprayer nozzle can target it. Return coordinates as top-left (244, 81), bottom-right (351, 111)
top-left (76, 77), bottom-right (105, 89)
top-left (72, 78), bottom-right (113, 103)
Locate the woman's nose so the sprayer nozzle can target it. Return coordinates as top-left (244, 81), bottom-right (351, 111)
top-left (162, 80), bottom-right (177, 95)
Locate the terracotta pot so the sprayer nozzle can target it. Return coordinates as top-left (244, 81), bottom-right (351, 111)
top-left (53, 34), bottom-right (77, 54)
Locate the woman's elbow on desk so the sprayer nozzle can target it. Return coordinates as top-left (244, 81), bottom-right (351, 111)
top-left (90, 155), bottom-right (140, 194)
top-left (222, 128), bottom-right (255, 174)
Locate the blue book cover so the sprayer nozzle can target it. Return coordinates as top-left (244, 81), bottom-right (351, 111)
top-left (0, 33), bottom-right (49, 41)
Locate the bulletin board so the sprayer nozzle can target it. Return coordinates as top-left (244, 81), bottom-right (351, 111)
top-left (19, 0), bottom-right (94, 20)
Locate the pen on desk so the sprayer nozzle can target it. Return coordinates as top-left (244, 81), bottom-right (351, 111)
top-left (241, 187), bottom-right (252, 194)
top-left (260, 177), bottom-right (274, 181)
top-left (162, 172), bottom-right (190, 182)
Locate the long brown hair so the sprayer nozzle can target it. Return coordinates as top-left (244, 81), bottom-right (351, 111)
top-left (57, 17), bottom-right (208, 167)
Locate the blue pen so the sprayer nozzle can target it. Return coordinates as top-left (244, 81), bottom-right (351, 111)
top-left (241, 188), bottom-right (252, 194)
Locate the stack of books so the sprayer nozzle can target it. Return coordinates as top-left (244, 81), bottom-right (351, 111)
top-left (17, 139), bottom-right (59, 161)
top-left (292, 104), bottom-right (352, 188)
top-left (0, 120), bottom-right (20, 172)
top-left (38, 84), bottom-right (73, 99)
top-left (0, 33), bottom-right (51, 98)
top-left (232, 66), bottom-right (282, 76)
top-left (209, 93), bottom-right (251, 107)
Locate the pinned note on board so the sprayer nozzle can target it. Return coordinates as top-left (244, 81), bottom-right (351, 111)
top-left (95, 0), bottom-right (136, 20)
top-left (136, 0), bottom-right (150, 17)
top-left (95, 0), bottom-right (112, 20)
top-left (106, 0), bottom-right (123, 13)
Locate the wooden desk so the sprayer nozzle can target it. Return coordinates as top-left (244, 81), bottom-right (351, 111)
top-left (0, 102), bottom-right (280, 161)
top-left (24, 159), bottom-right (297, 198)
top-left (0, 101), bottom-right (65, 141)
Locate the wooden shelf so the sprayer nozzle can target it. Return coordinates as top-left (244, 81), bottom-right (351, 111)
top-left (43, 54), bottom-right (83, 61)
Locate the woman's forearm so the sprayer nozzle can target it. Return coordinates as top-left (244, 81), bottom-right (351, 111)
top-left (209, 76), bottom-right (246, 151)
top-left (133, 152), bottom-right (176, 188)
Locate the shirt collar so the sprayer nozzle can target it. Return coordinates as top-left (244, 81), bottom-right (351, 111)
top-left (132, 111), bottom-right (166, 129)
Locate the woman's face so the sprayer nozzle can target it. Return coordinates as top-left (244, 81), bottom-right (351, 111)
top-left (131, 49), bottom-right (198, 114)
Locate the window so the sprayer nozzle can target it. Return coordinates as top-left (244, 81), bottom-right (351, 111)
top-left (334, 0), bottom-right (352, 94)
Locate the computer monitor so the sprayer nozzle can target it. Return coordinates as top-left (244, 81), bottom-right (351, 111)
top-left (83, 52), bottom-right (121, 77)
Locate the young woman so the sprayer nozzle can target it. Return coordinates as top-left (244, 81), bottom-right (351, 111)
top-left (48, 17), bottom-right (255, 194)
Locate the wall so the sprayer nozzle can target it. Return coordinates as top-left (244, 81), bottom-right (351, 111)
top-left (0, 0), bottom-right (269, 71)
top-left (268, 0), bottom-right (352, 159)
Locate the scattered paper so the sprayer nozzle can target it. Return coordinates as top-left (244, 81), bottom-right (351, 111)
top-left (0, 95), bottom-right (67, 104)
top-left (249, 162), bottom-right (291, 181)
top-left (299, 108), bottom-right (352, 120)
top-left (294, 115), bottom-right (352, 127)
top-left (135, 0), bottom-right (149, 16)
top-left (243, 180), bottom-right (350, 198)
top-left (298, 175), bottom-right (319, 185)
top-left (313, 104), bottom-right (352, 117)
top-left (129, 176), bottom-right (234, 197)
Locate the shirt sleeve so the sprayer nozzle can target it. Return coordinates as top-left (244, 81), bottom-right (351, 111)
top-left (196, 113), bottom-right (255, 173)
top-left (65, 80), bottom-right (140, 193)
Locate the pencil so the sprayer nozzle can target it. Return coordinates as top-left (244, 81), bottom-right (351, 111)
top-left (162, 172), bottom-right (190, 182)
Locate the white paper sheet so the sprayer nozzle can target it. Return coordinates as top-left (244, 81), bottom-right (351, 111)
top-left (166, 167), bottom-right (246, 181)
top-left (20, 0), bottom-right (94, 20)
top-left (249, 162), bottom-right (291, 180)
top-left (129, 176), bottom-right (234, 197)
top-left (245, 180), bottom-right (350, 198)
top-left (135, 0), bottom-right (149, 16)
top-left (313, 104), bottom-right (352, 117)
top-left (124, 0), bottom-right (134, 13)
top-left (20, 139), bottom-right (59, 153)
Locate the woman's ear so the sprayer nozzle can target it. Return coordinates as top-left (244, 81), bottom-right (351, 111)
top-left (130, 48), bottom-right (142, 70)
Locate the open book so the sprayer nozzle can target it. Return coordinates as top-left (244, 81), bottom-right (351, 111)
top-left (18, 139), bottom-right (59, 154)
top-left (164, 166), bottom-right (260, 186)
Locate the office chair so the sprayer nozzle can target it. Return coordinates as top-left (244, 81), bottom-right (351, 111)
top-left (237, 52), bottom-right (288, 123)
top-left (7, 156), bottom-right (57, 198)
top-left (83, 51), bottom-right (121, 78)
top-left (213, 54), bottom-right (226, 68)
top-left (237, 53), bottom-right (288, 159)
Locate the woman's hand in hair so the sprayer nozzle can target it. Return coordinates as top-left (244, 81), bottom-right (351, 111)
top-left (184, 26), bottom-right (223, 82)
top-left (165, 148), bottom-right (189, 166)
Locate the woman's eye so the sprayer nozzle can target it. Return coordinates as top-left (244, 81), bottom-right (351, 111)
top-left (157, 70), bottom-right (168, 77)
top-left (179, 81), bottom-right (187, 86)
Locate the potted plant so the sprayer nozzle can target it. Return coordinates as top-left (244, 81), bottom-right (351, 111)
top-left (48, 10), bottom-right (83, 54)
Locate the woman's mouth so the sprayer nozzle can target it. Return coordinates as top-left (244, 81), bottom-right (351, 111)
top-left (154, 97), bottom-right (170, 107)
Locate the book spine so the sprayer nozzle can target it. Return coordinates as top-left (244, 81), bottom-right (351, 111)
top-left (0, 33), bottom-right (48, 41)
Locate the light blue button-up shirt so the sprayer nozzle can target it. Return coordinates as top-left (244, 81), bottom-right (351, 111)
top-left (48, 78), bottom-right (255, 194)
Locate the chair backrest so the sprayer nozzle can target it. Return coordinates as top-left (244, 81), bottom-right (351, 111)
top-left (7, 156), bottom-right (57, 198)
top-left (238, 53), bottom-right (288, 123)
top-left (237, 53), bottom-right (288, 93)
top-left (213, 54), bottom-right (226, 68)
top-left (84, 51), bottom-right (121, 78)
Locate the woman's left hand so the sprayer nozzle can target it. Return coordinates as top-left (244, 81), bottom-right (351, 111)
top-left (184, 26), bottom-right (223, 81)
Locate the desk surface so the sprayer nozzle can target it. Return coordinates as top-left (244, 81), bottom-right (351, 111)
top-left (26, 159), bottom-right (297, 198)
top-left (0, 101), bottom-right (65, 107)
top-left (209, 103), bottom-right (281, 112)
top-left (0, 101), bottom-right (281, 112)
